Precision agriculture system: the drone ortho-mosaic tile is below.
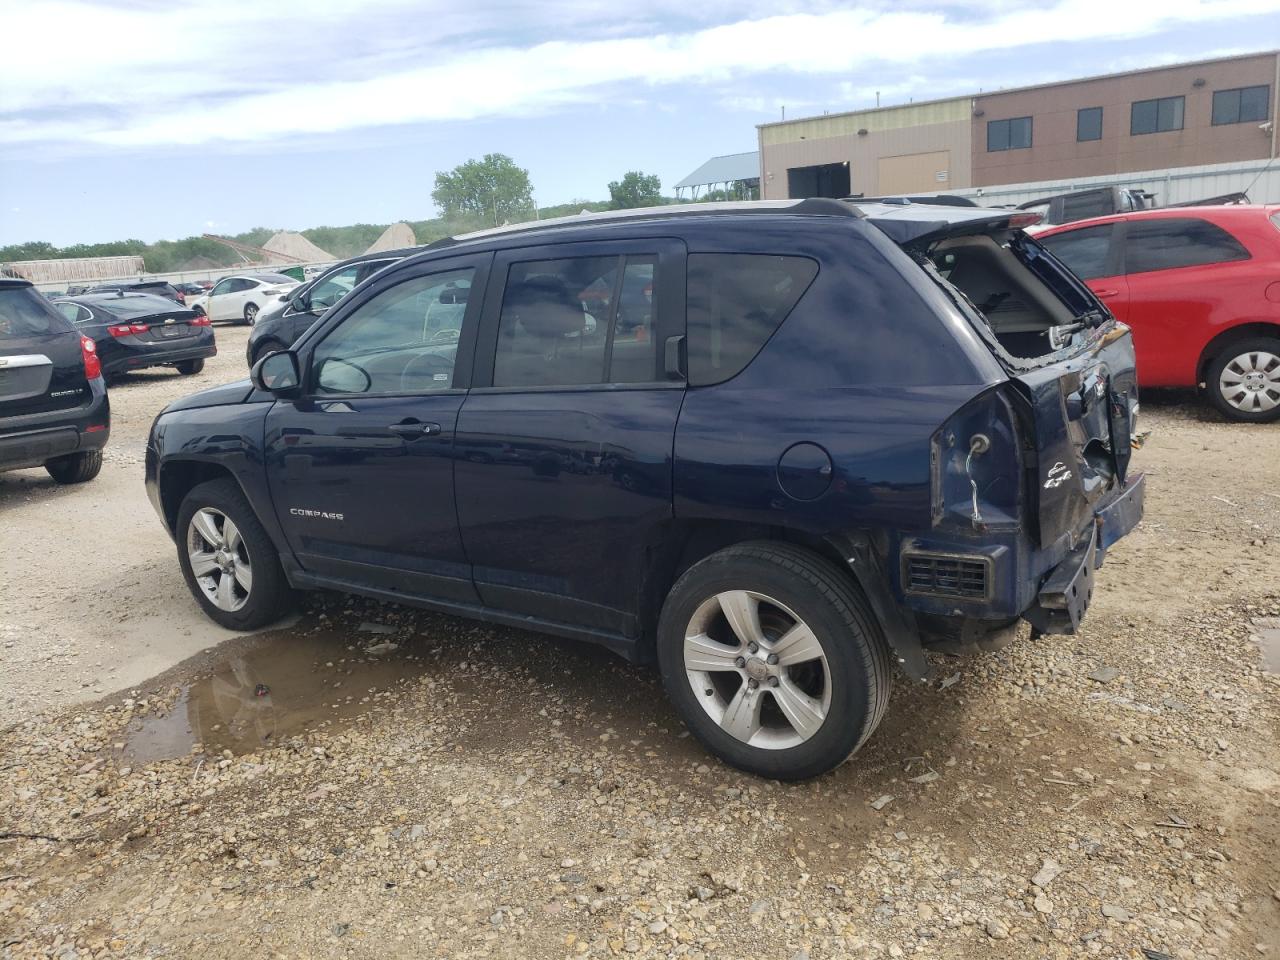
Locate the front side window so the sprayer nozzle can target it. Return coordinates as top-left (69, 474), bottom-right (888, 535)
top-left (987, 116), bottom-right (1033, 152)
top-left (1039, 224), bottom-right (1117, 281)
top-left (1077, 106), bottom-right (1103, 142)
top-left (1212, 84), bottom-right (1271, 125)
top-left (492, 254), bottom-right (660, 387)
top-left (1123, 217), bottom-right (1250, 274)
top-left (210, 278), bottom-right (233, 296)
top-left (1131, 96), bottom-right (1184, 135)
top-left (308, 265), bottom-right (361, 310)
top-left (686, 254), bottom-right (818, 387)
top-left (310, 267), bottom-right (474, 395)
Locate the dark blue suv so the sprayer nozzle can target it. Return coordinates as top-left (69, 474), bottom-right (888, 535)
top-left (145, 199), bottom-right (1144, 779)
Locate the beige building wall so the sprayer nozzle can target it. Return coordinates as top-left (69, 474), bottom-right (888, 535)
top-left (759, 99), bottom-right (972, 199)
top-left (972, 52), bottom-right (1278, 187)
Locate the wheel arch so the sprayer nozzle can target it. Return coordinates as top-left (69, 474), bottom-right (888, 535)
top-left (1196, 321), bottom-right (1280, 384)
top-left (158, 459), bottom-right (244, 536)
top-left (633, 519), bottom-right (925, 676)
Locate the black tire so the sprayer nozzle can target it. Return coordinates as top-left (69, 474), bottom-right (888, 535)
top-left (251, 339), bottom-right (287, 367)
top-left (176, 478), bottom-right (293, 630)
top-left (45, 449), bottom-right (103, 485)
top-left (244, 303), bottom-right (259, 326)
top-left (1205, 336), bottom-right (1280, 423)
top-left (176, 358), bottom-right (204, 375)
top-left (656, 542), bottom-right (891, 780)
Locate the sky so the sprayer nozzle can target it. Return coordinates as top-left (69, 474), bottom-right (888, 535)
top-left (1, 0), bottom-right (1278, 247)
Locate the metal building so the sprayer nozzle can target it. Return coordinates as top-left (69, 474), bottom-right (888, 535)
top-left (758, 50), bottom-right (1279, 204)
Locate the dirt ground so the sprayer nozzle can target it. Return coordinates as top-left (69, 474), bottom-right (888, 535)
top-left (1, 325), bottom-right (1277, 959)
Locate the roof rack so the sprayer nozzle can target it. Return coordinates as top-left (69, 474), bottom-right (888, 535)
top-left (424, 197), bottom-right (862, 251)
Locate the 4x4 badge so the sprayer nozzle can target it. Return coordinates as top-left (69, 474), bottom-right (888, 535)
top-left (1044, 462), bottom-right (1073, 489)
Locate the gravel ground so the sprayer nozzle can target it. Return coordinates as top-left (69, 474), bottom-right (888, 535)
top-left (1, 327), bottom-right (1278, 959)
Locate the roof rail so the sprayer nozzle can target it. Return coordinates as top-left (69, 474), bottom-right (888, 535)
top-left (424, 198), bottom-right (864, 251)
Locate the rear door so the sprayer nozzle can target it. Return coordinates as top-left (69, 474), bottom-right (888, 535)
top-left (454, 239), bottom-right (685, 640)
top-left (0, 285), bottom-right (89, 420)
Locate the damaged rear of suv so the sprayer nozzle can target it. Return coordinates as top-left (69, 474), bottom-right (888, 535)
top-left (147, 198), bottom-right (1142, 780)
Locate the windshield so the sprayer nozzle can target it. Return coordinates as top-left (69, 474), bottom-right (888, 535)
top-left (251, 273), bottom-right (296, 285)
top-left (0, 286), bottom-right (75, 340)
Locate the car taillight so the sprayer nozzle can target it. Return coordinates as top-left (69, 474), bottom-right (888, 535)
top-left (107, 323), bottom-right (149, 337)
top-left (930, 387), bottom-right (1023, 531)
top-left (191, 315), bottom-right (211, 326)
top-left (80, 335), bottom-right (102, 380)
top-left (1007, 212), bottom-right (1043, 229)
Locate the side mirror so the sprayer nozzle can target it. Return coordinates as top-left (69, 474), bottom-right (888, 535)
top-left (289, 293), bottom-right (310, 313)
top-left (251, 350), bottom-right (302, 397)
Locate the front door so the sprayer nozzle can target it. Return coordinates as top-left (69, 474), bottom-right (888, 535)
top-left (454, 240), bottom-right (685, 642)
top-left (264, 254), bottom-right (489, 603)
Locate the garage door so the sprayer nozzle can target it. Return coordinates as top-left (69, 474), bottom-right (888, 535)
top-left (877, 151), bottom-right (951, 195)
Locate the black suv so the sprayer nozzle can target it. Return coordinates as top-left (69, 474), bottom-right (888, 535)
top-left (244, 248), bottom-right (417, 368)
top-left (2, 279), bottom-right (110, 483)
top-left (146, 200), bottom-right (1144, 779)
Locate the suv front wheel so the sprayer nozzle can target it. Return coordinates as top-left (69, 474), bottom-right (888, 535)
top-left (657, 542), bottom-right (891, 780)
top-left (176, 478), bottom-right (292, 630)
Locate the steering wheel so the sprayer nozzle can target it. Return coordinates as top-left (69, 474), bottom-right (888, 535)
top-left (400, 351), bottom-right (454, 389)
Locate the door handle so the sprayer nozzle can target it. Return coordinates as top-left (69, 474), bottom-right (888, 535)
top-left (1094, 289), bottom-right (1120, 298)
top-left (388, 420), bottom-right (442, 438)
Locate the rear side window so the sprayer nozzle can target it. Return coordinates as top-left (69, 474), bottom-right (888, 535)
top-left (493, 254), bottom-right (660, 388)
top-left (0, 287), bottom-right (74, 339)
top-left (1039, 224), bottom-right (1117, 280)
top-left (1123, 217), bottom-right (1250, 274)
top-left (686, 254), bottom-right (818, 386)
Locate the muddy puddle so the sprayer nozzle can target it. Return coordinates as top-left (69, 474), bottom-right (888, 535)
top-left (121, 625), bottom-right (432, 762)
top-left (1252, 618), bottom-right (1280, 673)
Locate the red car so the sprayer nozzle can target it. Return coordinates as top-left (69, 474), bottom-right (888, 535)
top-left (1038, 205), bottom-right (1280, 422)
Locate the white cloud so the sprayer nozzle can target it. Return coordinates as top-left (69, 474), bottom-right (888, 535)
top-left (2, 0), bottom-right (1276, 148)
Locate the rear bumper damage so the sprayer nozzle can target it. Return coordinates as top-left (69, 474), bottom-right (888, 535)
top-left (1024, 471), bottom-right (1145, 635)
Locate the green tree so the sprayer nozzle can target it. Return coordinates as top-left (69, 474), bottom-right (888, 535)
top-left (608, 171), bottom-right (662, 209)
top-left (432, 153), bottom-right (535, 226)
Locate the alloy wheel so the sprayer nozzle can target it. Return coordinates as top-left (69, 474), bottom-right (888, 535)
top-left (683, 590), bottom-right (831, 750)
top-left (187, 507), bottom-right (253, 612)
top-left (245, 304), bottom-right (258, 325)
top-left (1219, 349), bottom-right (1280, 414)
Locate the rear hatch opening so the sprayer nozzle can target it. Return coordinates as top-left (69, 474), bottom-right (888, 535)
top-left (880, 216), bottom-right (1141, 550)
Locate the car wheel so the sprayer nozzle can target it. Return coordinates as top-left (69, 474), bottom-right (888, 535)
top-left (176, 358), bottom-right (204, 375)
top-left (176, 478), bottom-right (293, 630)
top-left (251, 339), bottom-right (288, 366)
top-left (244, 303), bottom-right (259, 326)
top-left (657, 542), bottom-right (891, 780)
top-left (45, 449), bottom-right (103, 485)
top-left (1206, 337), bottom-right (1280, 423)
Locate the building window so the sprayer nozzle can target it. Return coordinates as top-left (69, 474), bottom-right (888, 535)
top-left (1212, 85), bottom-right (1271, 125)
top-left (1130, 96), bottom-right (1184, 135)
top-left (987, 116), bottom-right (1033, 152)
top-left (1077, 106), bottom-right (1103, 142)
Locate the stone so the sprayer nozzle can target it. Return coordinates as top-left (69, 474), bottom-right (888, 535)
top-left (1034, 894), bottom-right (1054, 914)
top-left (1101, 904), bottom-right (1131, 922)
top-left (1032, 858), bottom-right (1063, 889)
top-left (871, 794), bottom-right (894, 811)
top-left (986, 919), bottom-right (1009, 939)
top-left (1089, 666), bottom-right (1121, 683)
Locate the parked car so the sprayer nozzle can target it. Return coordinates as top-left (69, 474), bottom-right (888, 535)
top-left (1037, 204), bottom-right (1280, 421)
top-left (245, 248), bottom-right (417, 367)
top-left (1, 278), bottom-right (109, 484)
top-left (187, 273), bottom-right (299, 326)
top-left (1018, 186), bottom-right (1154, 231)
top-left (51, 291), bottom-right (216, 380)
top-left (174, 282), bottom-right (207, 298)
top-left (86, 279), bottom-right (186, 305)
top-left (146, 199), bottom-right (1144, 779)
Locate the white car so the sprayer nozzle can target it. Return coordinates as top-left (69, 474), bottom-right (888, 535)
top-left (189, 273), bottom-right (300, 325)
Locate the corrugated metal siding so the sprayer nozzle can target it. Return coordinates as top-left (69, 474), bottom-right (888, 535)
top-left (760, 98), bottom-right (971, 146)
top-left (2, 256), bottom-right (146, 284)
top-left (949, 158), bottom-right (1280, 208)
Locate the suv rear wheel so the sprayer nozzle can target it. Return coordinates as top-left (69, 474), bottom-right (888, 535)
top-left (175, 358), bottom-right (204, 375)
top-left (657, 542), bottom-right (891, 780)
top-left (45, 449), bottom-right (102, 484)
top-left (176, 478), bottom-right (292, 630)
top-left (1206, 337), bottom-right (1280, 422)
